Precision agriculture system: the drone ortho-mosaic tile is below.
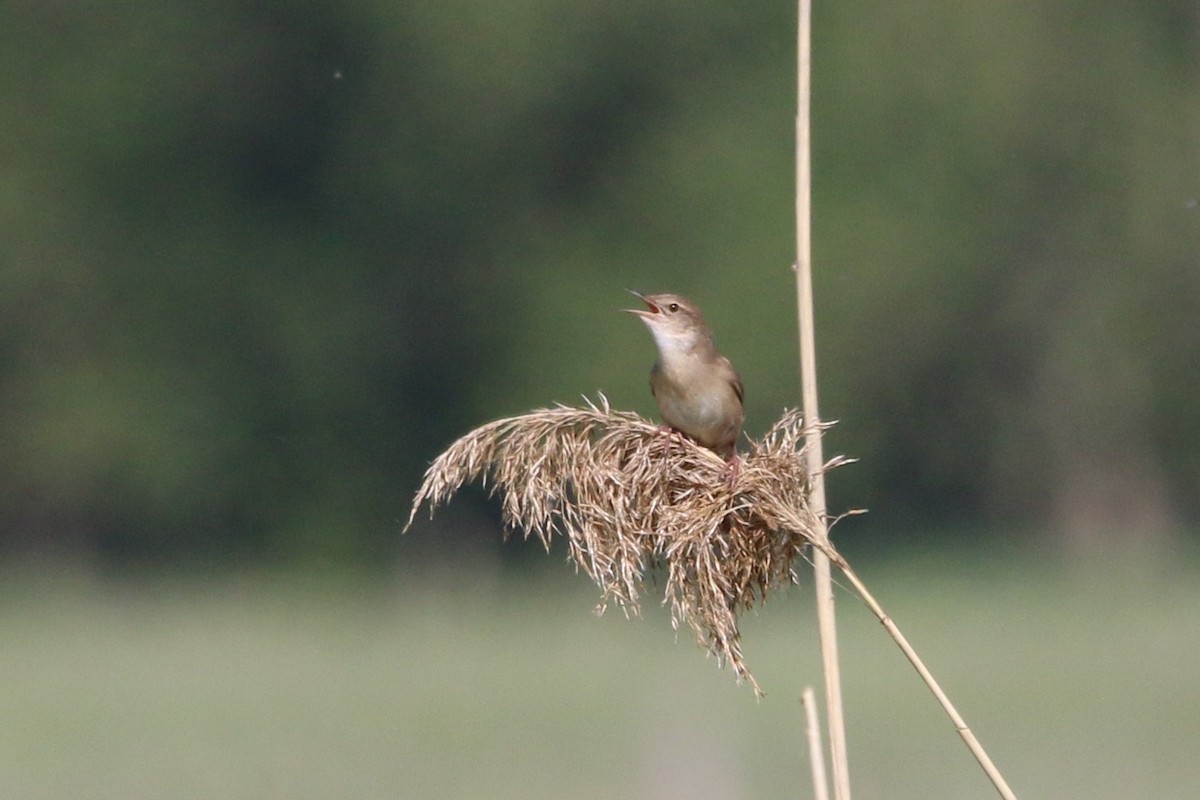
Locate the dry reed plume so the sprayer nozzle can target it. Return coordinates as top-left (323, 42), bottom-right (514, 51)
top-left (405, 397), bottom-right (853, 694)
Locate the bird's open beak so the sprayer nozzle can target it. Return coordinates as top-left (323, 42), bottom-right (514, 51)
top-left (624, 289), bottom-right (658, 317)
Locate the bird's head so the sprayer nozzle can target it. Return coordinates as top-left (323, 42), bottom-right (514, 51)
top-left (625, 291), bottom-right (712, 354)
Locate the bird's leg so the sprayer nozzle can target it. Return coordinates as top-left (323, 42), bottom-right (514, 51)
top-left (721, 451), bottom-right (742, 487)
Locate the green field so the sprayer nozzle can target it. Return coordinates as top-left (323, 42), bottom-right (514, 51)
top-left (0, 553), bottom-right (1196, 799)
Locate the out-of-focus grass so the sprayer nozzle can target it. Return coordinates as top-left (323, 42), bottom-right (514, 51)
top-left (0, 551), bottom-right (1197, 799)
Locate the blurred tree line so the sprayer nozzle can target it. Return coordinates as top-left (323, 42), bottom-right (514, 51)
top-left (1, 0), bottom-right (1197, 568)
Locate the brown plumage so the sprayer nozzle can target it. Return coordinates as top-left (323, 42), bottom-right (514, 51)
top-left (626, 291), bottom-right (744, 459)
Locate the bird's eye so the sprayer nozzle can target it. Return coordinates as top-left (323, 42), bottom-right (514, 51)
top-left (667, 303), bottom-right (679, 312)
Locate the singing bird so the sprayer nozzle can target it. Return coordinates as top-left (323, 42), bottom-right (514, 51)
top-left (626, 291), bottom-right (744, 459)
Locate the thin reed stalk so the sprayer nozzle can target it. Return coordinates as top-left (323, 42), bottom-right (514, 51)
top-left (827, 554), bottom-right (1020, 800)
top-left (794, 1), bottom-right (852, 797)
top-left (802, 686), bottom-right (831, 800)
top-left (792, 4), bottom-right (1018, 797)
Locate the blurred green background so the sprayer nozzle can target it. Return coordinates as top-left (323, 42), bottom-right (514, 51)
top-left (2, 1), bottom-right (1199, 797)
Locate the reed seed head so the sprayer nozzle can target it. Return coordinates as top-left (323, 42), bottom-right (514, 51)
top-left (405, 396), bottom-right (852, 695)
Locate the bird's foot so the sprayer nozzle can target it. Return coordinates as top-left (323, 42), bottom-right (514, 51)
top-left (654, 424), bottom-right (689, 450)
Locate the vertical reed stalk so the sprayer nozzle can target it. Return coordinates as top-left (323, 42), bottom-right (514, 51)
top-left (795, 1), bottom-right (852, 798)
top-left (802, 686), bottom-right (831, 800)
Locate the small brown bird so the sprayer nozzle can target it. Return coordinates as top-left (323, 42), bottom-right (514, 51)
top-left (626, 291), bottom-right (744, 459)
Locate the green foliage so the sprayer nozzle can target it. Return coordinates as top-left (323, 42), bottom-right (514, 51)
top-left (1, 1), bottom-right (1197, 563)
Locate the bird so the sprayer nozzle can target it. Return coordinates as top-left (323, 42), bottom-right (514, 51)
top-left (625, 291), bottom-right (744, 460)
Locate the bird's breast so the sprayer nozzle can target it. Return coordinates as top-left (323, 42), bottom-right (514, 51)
top-left (650, 356), bottom-right (743, 453)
